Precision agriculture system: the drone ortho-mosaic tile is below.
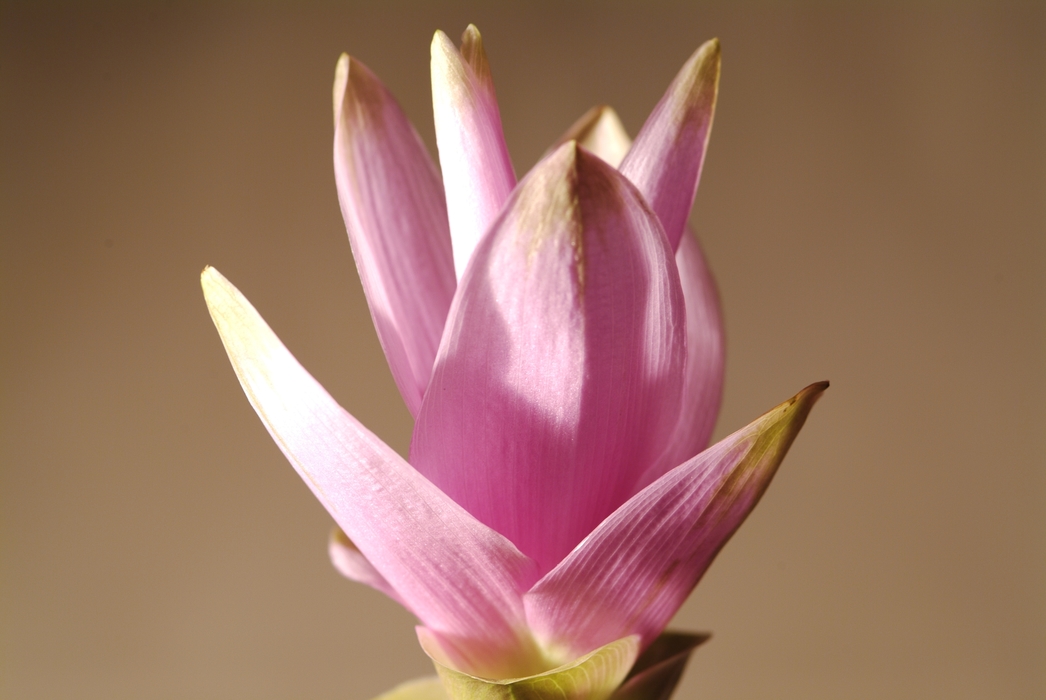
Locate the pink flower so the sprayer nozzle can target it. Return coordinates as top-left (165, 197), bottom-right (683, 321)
top-left (203, 25), bottom-right (825, 700)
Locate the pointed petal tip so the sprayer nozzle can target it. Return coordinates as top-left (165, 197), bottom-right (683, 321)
top-left (554, 105), bottom-right (631, 168)
top-left (458, 24), bottom-right (489, 78)
top-left (775, 380), bottom-right (829, 435)
top-left (769, 379), bottom-right (829, 421)
top-left (561, 105), bottom-right (617, 140)
top-left (804, 379), bottom-right (830, 397)
top-left (691, 37), bottom-right (721, 76)
top-left (200, 265), bottom-right (227, 301)
top-left (700, 36), bottom-right (721, 59)
top-left (333, 53), bottom-right (390, 124)
top-left (549, 137), bottom-right (614, 172)
top-left (618, 36), bottom-right (721, 251)
top-left (429, 19), bottom-right (512, 280)
top-left (788, 380), bottom-right (830, 416)
top-left (432, 23), bottom-right (491, 87)
top-left (461, 23), bottom-right (481, 45)
top-left (556, 137), bottom-right (580, 159)
top-left (430, 30), bottom-right (468, 88)
top-left (431, 28), bottom-right (453, 51)
top-left (740, 380), bottom-right (829, 484)
top-left (332, 53), bottom-right (351, 123)
top-left (678, 37), bottom-right (721, 108)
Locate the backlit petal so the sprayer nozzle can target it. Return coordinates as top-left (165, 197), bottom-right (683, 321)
top-left (202, 267), bottom-right (537, 656)
top-left (557, 105), bottom-right (726, 491)
top-left (334, 55), bottom-right (456, 416)
top-left (524, 382), bottom-right (827, 659)
top-left (635, 230), bottom-right (725, 490)
top-left (619, 39), bottom-right (720, 251)
top-left (411, 143), bottom-right (686, 574)
top-left (328, 527), bottom-right (407, 608)
top-left (431, 26), bottom-right (517, 279)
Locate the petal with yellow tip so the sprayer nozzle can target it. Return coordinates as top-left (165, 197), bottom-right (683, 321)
top-left (620, 39), bottom-right (721, 251)
top-left (201, 266), bottom-right (538, 661)
top-left (431, 25), bottom-right (517, 279)
top-left (334, 54), bottom-right (456, 417)
top-left (525, 383), bottom-right (827, 659)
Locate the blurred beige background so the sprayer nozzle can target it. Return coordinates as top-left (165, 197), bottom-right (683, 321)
top-left (1, 2), bottom-right (1043, 698)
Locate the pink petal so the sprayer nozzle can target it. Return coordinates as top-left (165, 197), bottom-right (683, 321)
top-left (635, 231), bottom-right (725, 491)
top-left (201, 267), bottom-right (537, 657)
top-left (557, 104), bottom-right (727, 491)
top-left (619, 39), bottom-right (720, 251)
top-left (334, 54), bottom-right (456, 417)
top-left (410, 143), bottom-right (687, 574)
top-left (328, 527), bottom-right (407, 609)
top-left (431, 26), bottom-right (517, 279)
top-left (523, 382), bottom-right (828, 659)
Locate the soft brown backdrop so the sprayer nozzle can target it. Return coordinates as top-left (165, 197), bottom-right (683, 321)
top-left (2, 2), bottom-right (1043, 699)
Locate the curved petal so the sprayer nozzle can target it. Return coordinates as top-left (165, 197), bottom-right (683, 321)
top-left (410, 143), bottom-right (687, 574)
top-left (201, 267), bottom-right (537, 658)
top-left (524, 382), bottom-right (828, 659)
top-left (421, 627), bottom-right (639, 700)
top-left (636, 230), bottom-right (725, 490)
top-left (557, 105), bottom-right (726, 492)
top-left (328, 527), bottom-right (407, 608)
top-left (371, 677), bottom-right (448, 700)
top-left (431, 25), bottom-right (517, 279)
top-left (334, 54), bottom-right (456, 416)
top-left (619, 39), bottom-right (720, 251)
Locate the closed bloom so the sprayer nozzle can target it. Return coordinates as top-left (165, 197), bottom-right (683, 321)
top-left (203, 25), bottom-right (826, 700)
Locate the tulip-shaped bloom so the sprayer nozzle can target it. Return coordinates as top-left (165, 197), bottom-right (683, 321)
top-left (203, 25), bottom-right (825, 700)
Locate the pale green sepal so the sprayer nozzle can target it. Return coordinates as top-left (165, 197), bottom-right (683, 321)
top-left (372, 676), bottom-right (450, 700)
top-left (610, 632), bottom-right (708, 700)
top-left (430, 635), bottom-right (640, 700)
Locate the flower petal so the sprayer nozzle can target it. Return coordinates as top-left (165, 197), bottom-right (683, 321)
top-left (328, 527), bottom-right (407, 608)
top-left (523, 382), bottom-right (828, 659)
top-left (410, 143), bottom-right (687, 574)
top-left (554, 105), bottom-right (632, 168)
top-left (635, 230), bottom-right (725, 491)
top-left (201, 267), bottom-right (537, 656)
top-left (334, 54), bottom-right (456, 416)
top-left (421, 627), bottom-right (640, 700)
top-left (557, 105), bottom-right (726, 492)
top-left (619, 39), bottom-right (720, 251)
top-left (610, 631), bottom-right (708, 700)
top-left (431, 25), bottom-right (517, 279)
top-left (371, 677), bottom-right (448, 700)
